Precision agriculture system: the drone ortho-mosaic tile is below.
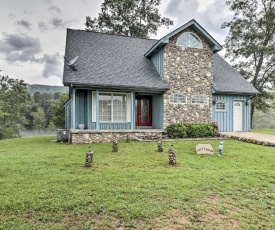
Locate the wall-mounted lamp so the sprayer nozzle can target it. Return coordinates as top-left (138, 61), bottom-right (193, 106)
top-left (246, 99), bottom-right (250, 106)
top-left (213, 98), bottom-right (217, 105)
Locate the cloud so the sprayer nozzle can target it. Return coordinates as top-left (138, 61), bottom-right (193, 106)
top-left (50, 18), bottom-right (64, 28)
top-left (49, 6), bottom-right (61, 14)
top-left (23, 9), bottom-right (33, 15)
top-left (9, 14), bottom-right (16, 19)
top-left (0, 34), bottom-right (41, 63)
top-left (17, 20), bottom-right (32, 30)
top-left (42, 52), bottom-right (63, 78)
top-left (38, 21), bottom-right (49, 32)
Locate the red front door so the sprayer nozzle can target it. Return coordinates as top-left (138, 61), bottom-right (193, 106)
top-left (136, 96), bottom-right (152, 127)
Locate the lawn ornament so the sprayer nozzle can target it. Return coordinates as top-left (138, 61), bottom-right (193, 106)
top-left (218, 141), bottom-right (224, 156)
top-left (126, 133), bottom-right (131, 143)
top-left (169, 145), bottom-right (177, 165)
top-left (85, 146), bottom-right (93, 167)
top-left (157, 138), bottom-right (163, 152)
top-left (112, 139), bottom-right (118, 152)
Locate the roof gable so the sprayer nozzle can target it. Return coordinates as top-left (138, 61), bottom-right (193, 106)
top-left (145, 19), bottom-right (222, 57)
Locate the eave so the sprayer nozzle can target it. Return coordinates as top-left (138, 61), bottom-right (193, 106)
top-left (63, 82), bottom-right (169, 93)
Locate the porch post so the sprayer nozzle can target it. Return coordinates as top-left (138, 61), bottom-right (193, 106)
top-left (72, 88), bottom-right (76, 129)
top-left (96, 90), bottom-right (99, 130)
top-left (87, 91), bottom-right (92, 129)
top-left (131, 92), bottom-right (135, 130)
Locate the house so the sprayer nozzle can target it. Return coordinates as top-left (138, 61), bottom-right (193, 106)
top-left (63, 19), bottom-right (258, 143)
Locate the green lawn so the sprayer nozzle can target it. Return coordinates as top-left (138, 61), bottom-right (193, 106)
top-left (251, 128), bottom-right (275, 136)
top-left (0, 137), bottom-right (274, 229)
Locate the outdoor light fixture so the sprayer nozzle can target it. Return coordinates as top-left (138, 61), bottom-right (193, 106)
top-left (213, 98), bottom-right (217, 105)
top-left (246, 99), bottom-right (250, 106)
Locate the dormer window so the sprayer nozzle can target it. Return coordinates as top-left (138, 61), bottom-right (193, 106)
top-left (177, 32), bottom-right (203, 49)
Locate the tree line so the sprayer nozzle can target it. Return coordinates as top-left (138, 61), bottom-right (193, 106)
top-left (0, 74), bottom-right (68, 140)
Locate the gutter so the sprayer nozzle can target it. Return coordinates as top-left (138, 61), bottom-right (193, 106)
top-left (63, 82), bottom-right (169, 93)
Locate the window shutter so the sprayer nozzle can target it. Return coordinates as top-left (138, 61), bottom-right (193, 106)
top-left (126, 93), bottom-right (131, 122)
top-left (92, 91), bottom-right (97, 122)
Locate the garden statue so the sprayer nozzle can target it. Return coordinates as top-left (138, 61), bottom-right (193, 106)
top-left (218, 141), bottom-right (224, 156)
top-left (169, 145), bottom-right (176, 165)
top-left (112, 139), bottom-right (118, 152)
top-left (126, 133), bottom-right (131, 143)
top-left (85, 146), bottom-right (93, 167)
top-left (157, 138), bottom-right (163, 152)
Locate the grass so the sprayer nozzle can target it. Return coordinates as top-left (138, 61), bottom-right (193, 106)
top-left (251, 128), bottom-right (275, 136)
top-left (0, 137), bottom-right (274, 229)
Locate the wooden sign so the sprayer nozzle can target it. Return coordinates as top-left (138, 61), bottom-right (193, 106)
top-left (196, 144), bottom-right (214, 155)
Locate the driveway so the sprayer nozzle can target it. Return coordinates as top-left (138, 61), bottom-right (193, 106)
top-left (221, 132), bottom-right (275, 146)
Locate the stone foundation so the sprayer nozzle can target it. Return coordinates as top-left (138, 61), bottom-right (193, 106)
top-left (70, 130), bottom-right (165, 144)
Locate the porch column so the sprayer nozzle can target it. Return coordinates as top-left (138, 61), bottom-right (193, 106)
top-left (87, 91), bottom-right (92, 129)
top-left (72, 88), bottom-right (76, 129)
top-left (131, 92), bottom-right (135, 130)
top-left (96, 90), bottom-right (99, 130)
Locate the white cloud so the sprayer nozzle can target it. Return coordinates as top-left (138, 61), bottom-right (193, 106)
top-left (0, 34), bottom-right (41, 63)
top-left (42, 52), bottom-right (63, 79)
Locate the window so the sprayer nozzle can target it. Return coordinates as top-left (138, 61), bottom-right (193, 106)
top-left (99, 92), bottom-right (127, 122)
top-left (169, 94), bottom-right (187, 105)
top-left (192, 95), bottom-right (208, 105)
top-left (216, 101), bottom-right (226, 111)
top-left (177, 32), bottom-right (203, 49)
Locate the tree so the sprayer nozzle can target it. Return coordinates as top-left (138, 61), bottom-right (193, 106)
top-left (50, 93), bottom-right (69, 129)
top-left (85, 0), bottom-right (174, 38)
top-left (31, 107), bottom-right (46, 130)
top-left (0, 74), bottom-right (32, 139)
top-left (222, 0), bottom-right (275, 127)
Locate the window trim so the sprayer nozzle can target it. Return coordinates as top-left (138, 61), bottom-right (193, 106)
top-left (176, 32), bottom-right (203, 49)
top-left (98, 92), bottom-right (128, 122)
top-left (169, 93), bottom-right (187, 105)
top-left (191, 95), bottom-right (209, 105)
top-left (216, 101), bottom-right (226, 111)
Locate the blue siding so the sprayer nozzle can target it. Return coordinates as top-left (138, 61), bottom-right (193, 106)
top-left (151, 47), bottom-right (164, 80)
top-left (75, 90), bottom-right (88, 129)
top-left (71, 89), bottom-right (165, 130)
top-left (212, 94), bottom-right (251, 132)
top-left (99, 123), bottom-right (131, 130)
top-left (64, 100), bottom-right (71, 129)
top-left (87, 91), bottom-right (92, 129)
top-left (152, 93), bottom-right (164, 129)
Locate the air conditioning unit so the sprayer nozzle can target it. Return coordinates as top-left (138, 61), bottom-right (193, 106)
top-left (57, 129), bottom-right (69, 142)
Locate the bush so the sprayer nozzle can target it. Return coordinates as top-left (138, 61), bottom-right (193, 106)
top-left (186, 123), bottom-right (216, 138)
top-left (166, 124), bottom-right (187, 138)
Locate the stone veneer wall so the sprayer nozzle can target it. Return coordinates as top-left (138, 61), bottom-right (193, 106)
top-left (71, 130), bottom-right (164, 144)
top-left (163, 28), bottom-right (213, 128)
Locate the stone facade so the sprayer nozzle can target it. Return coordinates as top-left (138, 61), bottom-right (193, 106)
top-left (71, 130), bottom-right (164, 144)
top-left (163, 28), bottom-right (213, 128)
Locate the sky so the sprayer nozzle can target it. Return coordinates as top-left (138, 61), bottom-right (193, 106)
top-left (0, 0), bottom-right (234, 86)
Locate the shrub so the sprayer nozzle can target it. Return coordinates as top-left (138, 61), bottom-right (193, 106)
top-left (166, 123), bottom-right (187, 138)
top-left (186, 123), bottom-right (216, 138)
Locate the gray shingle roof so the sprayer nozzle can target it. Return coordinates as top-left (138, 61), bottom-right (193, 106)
top-left (63, 29), bottom-right (169, 91)
top-left (213, 54), bottom-right (259, 95)
top-left (63, 29), bottom-right (258, 95)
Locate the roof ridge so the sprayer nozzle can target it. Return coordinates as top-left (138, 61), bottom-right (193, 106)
top-left (66, 28), bottom-right (159, 41)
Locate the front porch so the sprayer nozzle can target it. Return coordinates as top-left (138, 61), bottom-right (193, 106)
top-left (70, 129), bottom-right (165, 144)
top-left (65, 88), bottom-right (165, 131)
